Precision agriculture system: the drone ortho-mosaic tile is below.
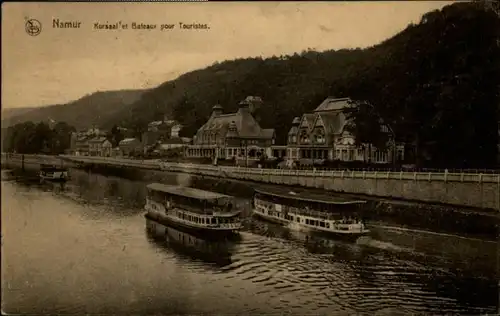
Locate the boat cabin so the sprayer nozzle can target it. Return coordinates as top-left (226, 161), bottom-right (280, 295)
top-left (146, 183), bottom-right (241, 228)
top-left (147, 183), bottom-right (234, 214)
top-left (254, 188), bottom-right (366, 220)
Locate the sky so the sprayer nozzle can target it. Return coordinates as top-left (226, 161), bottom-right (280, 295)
top-left (2, 1), bottom-right (453, 109)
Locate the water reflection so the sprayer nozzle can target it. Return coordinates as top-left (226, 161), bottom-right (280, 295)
top-left (2, 169), bottom-right (498, 315)
top-left (145, 218), bottom-right (238, 269)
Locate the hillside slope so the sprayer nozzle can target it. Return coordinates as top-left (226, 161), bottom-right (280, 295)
top-left (1, 107), bottom-right (39, 122)
top-left (115, 2), bottom-right (499, 168)
top-left (2, 89), bottom-right (146, 130)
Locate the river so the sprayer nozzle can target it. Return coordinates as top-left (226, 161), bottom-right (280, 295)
top-left (2, 169), bottom-right (498, 315)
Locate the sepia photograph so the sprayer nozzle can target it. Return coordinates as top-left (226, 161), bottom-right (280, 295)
top-left (1, 1), bottom-right (499, 315)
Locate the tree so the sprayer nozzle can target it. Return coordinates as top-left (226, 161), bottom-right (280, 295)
top-left (110, 125), bottom-right (125, 147)
top-left (2, 121), bottom-right (76, 154)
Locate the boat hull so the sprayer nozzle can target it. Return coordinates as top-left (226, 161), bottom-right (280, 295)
top-left (253, 209), bottom-right (369, 241)
top-left (145, 212), bottom-right (240, 238)
top-left (253, 210), bottom-right (289, 226)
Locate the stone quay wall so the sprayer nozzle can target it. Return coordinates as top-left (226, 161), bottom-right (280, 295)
top-left (3, 154), bottom-right (499, 211)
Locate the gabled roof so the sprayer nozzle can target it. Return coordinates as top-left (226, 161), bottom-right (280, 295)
top-left (317, 112), bottom-right (347, 135)
top-left (288, 126), bottom-right (298, 135)
top-left (314, 97), bottom-right (352, 113)
top-left (299, 113), bottom-right (316, 131)
top-left (197, 108), bottom-right (273, 140)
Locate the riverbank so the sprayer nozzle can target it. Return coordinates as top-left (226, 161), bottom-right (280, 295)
top-left (63, 155), bottom-right (500, 211)
top-left (5, 159), bottom-right (496, 240)
top-left (4, 154), bottom-right (500, 211)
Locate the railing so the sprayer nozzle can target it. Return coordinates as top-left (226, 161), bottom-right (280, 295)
top-left (160, 162), bottom-right (500, 183)
top-left (3, 154), bottom-right (500, 184)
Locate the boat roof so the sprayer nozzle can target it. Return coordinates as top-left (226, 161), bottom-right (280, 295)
top-left (40, 164), bottom-right (67, 169)
top-left (146, 183), bottom-right (232, 201)
top-left (254, 187), bottom-right (366, 205)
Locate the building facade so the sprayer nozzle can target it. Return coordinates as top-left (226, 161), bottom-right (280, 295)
top-left (88, 137), bottom-right (113, 157)
top-left (186, 97), bottom-right (275, 163)
top-left (118, 138), bottom-right (143, 157)
top-left (143, 117), bottom-right (183, 154)
top-left (70, 128), bottom-right (108, 156)
top-left (287, 97), bottom-right (404, 165)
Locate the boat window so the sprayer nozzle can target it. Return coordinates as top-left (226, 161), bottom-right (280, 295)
top-left (326, 223), bottom-right (330, 228)
top-left (320, 221), bottom-right (325, 227)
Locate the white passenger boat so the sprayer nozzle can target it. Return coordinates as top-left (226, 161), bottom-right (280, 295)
top-left (39, 164), bottom-right (69, 182)
top-left (253, 188), bottom-right (370, 240)
top-left (144, 183), bottom-right (242, 235)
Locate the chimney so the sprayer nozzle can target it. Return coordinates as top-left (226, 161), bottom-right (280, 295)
top-left (212, 104), bottom-right (223, 117)
top-left (238, 99), bottom-right (250, 114)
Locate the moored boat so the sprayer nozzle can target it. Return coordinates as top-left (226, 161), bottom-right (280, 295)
top-left (253, 187), bottom-right (370, 240)
top-left (144, 183), bottom-right (242, 236)
top-left (39, 164), bottom-right (69, 182)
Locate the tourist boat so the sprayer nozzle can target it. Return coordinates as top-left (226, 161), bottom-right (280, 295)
top-left (252, 188), bottom-right (370, 239)
top-left (144, 183), bottom-right (242, 235)
top-left (39, 164), bottom-right (69, 182)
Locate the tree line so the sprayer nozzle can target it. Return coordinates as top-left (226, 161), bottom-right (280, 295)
top-left (1, 121), bottom-right (76, 154)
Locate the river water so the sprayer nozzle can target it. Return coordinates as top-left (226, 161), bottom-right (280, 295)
top-left (2, 169), bottom-right (498, 315)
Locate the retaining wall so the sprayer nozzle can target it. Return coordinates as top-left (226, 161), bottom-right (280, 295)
top-left (3, 154), bottom-right (499, 211)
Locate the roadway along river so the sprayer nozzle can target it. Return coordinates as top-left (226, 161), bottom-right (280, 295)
top-left (2, 169), bottom-right (498, 315)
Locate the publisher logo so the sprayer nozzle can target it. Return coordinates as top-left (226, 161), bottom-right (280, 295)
top-left (25, 19), bottom-right (42, 36)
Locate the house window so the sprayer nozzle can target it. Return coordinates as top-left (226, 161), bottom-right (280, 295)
top-left (315, 135), bottom-right (324, 144)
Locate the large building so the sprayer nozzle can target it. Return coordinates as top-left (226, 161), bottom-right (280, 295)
top-left (287, 97), bottom-right (404, 164)
top-left (186, 96), bottom-right (275, 163)
top-left (70, 127), bottom-right (108, 156)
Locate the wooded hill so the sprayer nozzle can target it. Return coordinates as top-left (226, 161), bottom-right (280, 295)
top-left (2, 90), bottom-right (146, 130)
top-left (116, 2), bottom-right (499, 168)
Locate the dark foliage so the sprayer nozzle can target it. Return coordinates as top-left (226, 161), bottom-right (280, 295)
top-left (115, 3), bottom-right (498, 168)
top-left (2, 90), bottom-right (145, 130)
top-left (2, 121), bottom-right (76, 154)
